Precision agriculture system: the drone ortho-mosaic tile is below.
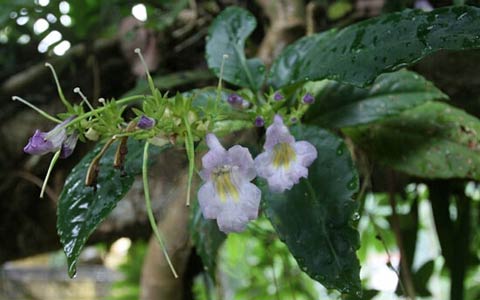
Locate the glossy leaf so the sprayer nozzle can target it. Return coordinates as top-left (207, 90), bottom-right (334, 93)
top-left (262, 125), bottom-right (361, 294)
top-left (346, 102), bottom-right (480, 179)
top-left (305, 70), bottom-right (448, 128)
top-left (190, 201), bottom-right (226, 280)
top-left (57, 139), bottom-right (167, 277)
top-left (206, 7), bottom-right (265, 91)
top-left (270, 6), bottom-right (480, 88)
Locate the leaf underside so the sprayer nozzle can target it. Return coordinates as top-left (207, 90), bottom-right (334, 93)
top-left (346, 102), bottom-right (480, 180)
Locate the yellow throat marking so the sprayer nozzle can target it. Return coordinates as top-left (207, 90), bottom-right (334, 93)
top-left (273, 143), bottom-right (296, 168)
top-left (213, 166), bottom-right (239, 202)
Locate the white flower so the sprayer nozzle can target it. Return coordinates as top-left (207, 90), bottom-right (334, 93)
top-left (198, 134), bottom-right (261, 233)
top-left (255, 115), bottom-right (317, 192)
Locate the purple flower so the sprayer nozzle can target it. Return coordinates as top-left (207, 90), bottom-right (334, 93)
top-left (227, 93), bottom-right (249, 109)
top-left (273, 92), bottom-right (284, 101)
top-left (198, 134), bottom-right (261, 233)
top-left (24, 116), bottom-right (75, 156)
top-left (255, 116), bottom-right (265, 127)
top-left (227, 93), bottom-right (243, 105)
top-left (137, 115), bottom-right (156, 129)
top-left (255, 115), bottom-right (317, 193)
top-left (60, 132), bottom-right (79, 159)
top-left (414, 0), bottom-right (433, 11)
top-left (302, 93), bottom-right (315, 104)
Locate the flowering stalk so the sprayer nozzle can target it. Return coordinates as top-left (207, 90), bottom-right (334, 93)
top-left (183, 117), bottom-right (195, 207)
top-left (142, 142), bottom-right (178, 278)
top-left (40, 150), bottom-right (61, 198)
top-left (45, 62), bottom-right (73, 111)
top-left (12, 96), bottom-right (62, 123)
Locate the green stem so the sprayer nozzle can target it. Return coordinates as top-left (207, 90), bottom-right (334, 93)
top-left (40, 150), bottom-right (61, 198)
top-left (183, 117), bottom-right (195, 207)
top-left (45, 62), bottom-right (73, 111)
top-left (67, 95), bottom-right (145, 127)
top-left (142, 142), bottom-right (179, 278)
top-left (12, 96), bottom-right (62, 123)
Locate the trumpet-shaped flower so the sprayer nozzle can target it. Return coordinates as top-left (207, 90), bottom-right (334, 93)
top-left (255, 115), bottom-right (317, 193)
top-left (24, 116), bottom-right (76, 156)
top-left (198, 134), bottom-right (261, 233)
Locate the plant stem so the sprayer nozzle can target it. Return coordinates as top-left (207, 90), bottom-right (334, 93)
top-left (387, 171), bottom-right (416, 300)
top-left (12, 96), bottom-right (62, 123)
top-left (40, 150), bottom-right (61, 198)
top-left (142, 142), bottom-right (179, 278)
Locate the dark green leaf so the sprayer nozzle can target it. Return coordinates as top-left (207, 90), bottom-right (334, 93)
top-left (270, 6), bottom-right (480, 88)
top-left (57, 139), bottom-right (168, 277)
top-left (189, 200), bottom-right (226, 280)
top-left (413, 260), bottom-right (435, 297)
top-left (262, 125), bottom-right (361, 294)
top-left (305, 70), bottom-right (448, 128)
top-left (206, 7), bottom-right (265, 91)
top-left (343, 289), bottom-right (379, 300)
top-left (346, 102), bottom-right (480, 179)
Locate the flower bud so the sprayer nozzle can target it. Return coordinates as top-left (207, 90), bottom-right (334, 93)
top-left (302, 93), bottom-right (315, 104)
top-left (255, 116), bottom-right (265, 127)
top-left (85, 128), bottom-right (99, 141)
top-left (137, 115), bottom-right (156, 129)
top-left (273, 92), bottom-right (284, 101)
top-left (227, 93), bottom-right (243, 105)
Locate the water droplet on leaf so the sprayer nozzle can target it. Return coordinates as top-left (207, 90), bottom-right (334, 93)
top-left (352, 212), bottom-right (360, 221)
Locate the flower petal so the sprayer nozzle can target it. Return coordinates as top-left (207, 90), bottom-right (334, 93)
top-left (216, 206), bottom-right (250, 233)
top-left (254, 151), bottom-right (275, 178)
top-left (23, 130), bottom-right (53, 155)
top-left (60, 133), bottom-right (79, 159)
top-left (264, 115), bottom-right (295, 150)
top-left (238, 181), bottom-right (261, 220)
top-left (294, 141), bottom-right (317, 167)
top-left (198, 181), bottom-right (222, 219)
top-left (228, 145), bottom-right (256, 180)
top-left (202, 134), bottom-right (227, 177)
top-left (266, 168), bottom-right (295, 193)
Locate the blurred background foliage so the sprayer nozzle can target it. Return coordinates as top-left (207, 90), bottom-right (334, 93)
top-left (1, 0), bottom-right (480, 300)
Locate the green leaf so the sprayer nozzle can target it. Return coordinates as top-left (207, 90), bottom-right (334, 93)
top-left (262, 125), bottom-right (361, 295)
top-left (270, 6), bottom-right (480, 88)
top-left (305, 70), bottom-right (448, 128)
top-left (189, 200), bottom-right (226, 280)
top-left (206, 7), bottom-right (265, 91)
top-left (346, 102), bottom-right (480, 179)
top-left (57, 139), bottom-right (168, 277)
top-left (413, 260), bottom-right (435, 297)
